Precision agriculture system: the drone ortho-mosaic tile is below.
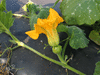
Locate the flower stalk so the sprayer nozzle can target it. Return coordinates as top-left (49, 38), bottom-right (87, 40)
top-left (62, 36), bottom-right (70, 59)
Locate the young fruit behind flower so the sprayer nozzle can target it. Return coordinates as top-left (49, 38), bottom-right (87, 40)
top-left (52, 45), bottom-right (62, 54)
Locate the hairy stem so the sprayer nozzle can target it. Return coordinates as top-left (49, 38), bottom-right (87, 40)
top-left (62, 37), bottom-right (70, 59)
top-left (52, 0), bottom-right (60, 8)
top-left (5, 29), bottom-right (85, 75)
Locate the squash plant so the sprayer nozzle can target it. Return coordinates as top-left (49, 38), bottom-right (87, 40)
top-left (0, 0), bottom-right (100, 75)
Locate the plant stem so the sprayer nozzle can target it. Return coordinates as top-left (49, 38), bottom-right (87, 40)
top-left (60, 38), bottom-right (67, 43)
top-left (64, 64), bottom-right (85, 75)
top-left (13, 14), bottom-right (30, 18)
top-left (11, 45), bottom-right (19, 50)
top-left (5, 29), bottom-right (85, 75)
top-left (52, 0), bottom-right (60, 8)
top-left (62, 37), bottom-right (69, 59)
top-left (22, 43), bottom-right (85, 75)
top-left (0, 47), bottom-right (8, 57)
top-left (0, 45), bottom-right (19, 57)
top-left (57, 53), bottom-right (66, 64)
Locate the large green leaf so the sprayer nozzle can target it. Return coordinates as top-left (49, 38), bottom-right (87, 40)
top-left (93, 61), bottom-right (100, 75)
top-left (0, 0), bottom-right (6, 11)
top-left (89, 30), bottom-right (100, 45)
top-left (60, 0), bottom-right (100, 25)
top-left (57, 25), bottom-right (89, 49)
top-left (0, 11), bottom-right (15, 34)
top-left (96, 0), bottom-right (100, 4)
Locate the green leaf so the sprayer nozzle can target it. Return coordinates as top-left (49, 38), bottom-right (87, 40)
top-left (27, 4), bottom-right (40, 14)
top-left (57, 24), bottom-right (89, 49)
top-left (96, 0), bottom-right (100, 4)
top-left (9, 40), bottom-right (17, 44)
top-left (97, 50), bottom-right (100, 54)
top-left (68, 26), bottom-right (89, 49)
top-left (22, 0), bottom-right (49, 30)
top-left (22, 0), bottom-right (40, 13)
top-left (26, 4), bottom-right (40, 30)
top-left (57, 24), bottom-right (68, 32)
top-left (64, 55), bottom-right (68, 61)
top-left (60, 0), bottom-right (100, 25)
top-left (29, 11), bottom-right (38, 30)
top-left (37, 8), bottom-right (49, 19)
top-left (0, 11), bottom-right (15, 34)
top-left (93, 61), bottom-right (100, 75)
top-left (29, 7), bottom-right (49, 30)
top-left (22, 0), bottom-right (35, 12)
top-left (89, 30), bottom-right (100, 45)
top-left (0, 0), bottom-right (6, 11)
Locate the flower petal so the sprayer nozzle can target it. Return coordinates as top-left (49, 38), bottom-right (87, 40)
top-left (34, 24), bottom-right (47, 35)
top-left (47, 8), bottom-right (64, 28)
top-left (47, 8), bottom-right (63, 21)
top-left (25, 30), bottom-right (39, 40)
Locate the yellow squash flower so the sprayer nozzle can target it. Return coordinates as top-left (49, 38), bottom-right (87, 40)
top-left (25, 8), bottom-right (64, 46)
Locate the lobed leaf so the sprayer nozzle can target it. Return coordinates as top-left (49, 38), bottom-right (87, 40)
top-left (22, 0), bottom-right (35, 12)
top-left (37, 8), bottom-right (49, 19)
top-left (93, 61), bottom-right (100, 75)
top-left (68, 26), bottom-right (89, 49)
top-left (89, 30), bottom-right (100, 45)
top-left (29, 7), bottom-right (49, 30)
top-left (57, 24), bottom-right (68, 32)
top-left (0, 0), bottom-right (6, 11)
top-left (29, 11), bottom-right (38, 30)
top-left (0, 11), bottom-right (15, 34)
top-left (57, 25), bottom-right (89, 49)
top-left (27, 3), bottom-right (40, 14)
top-left (60, 0), bottom-right (100, 25)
